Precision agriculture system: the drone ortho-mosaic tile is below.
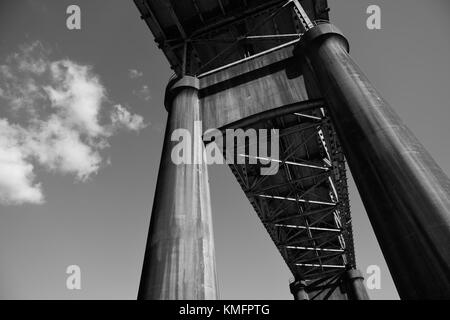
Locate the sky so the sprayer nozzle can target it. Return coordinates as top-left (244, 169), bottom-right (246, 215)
top-left (0, 0), bottom-right (449, 300)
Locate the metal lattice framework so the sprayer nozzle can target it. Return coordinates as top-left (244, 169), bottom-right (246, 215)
top-left (135, 0), bottom-right (330, 75)
top-left (223, 102), bottom-right (355, 298)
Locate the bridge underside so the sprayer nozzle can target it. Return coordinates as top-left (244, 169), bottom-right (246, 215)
top-left (225, 106), bottom-right (354, 299)
top-left (135, 0), bottom-right (329, 75)
top-left (136, 0), bottom-right (365, 300)
top-left (198, 42), bottom-right (357, 299)
top-left (137, 0), bottom-right (450, 300)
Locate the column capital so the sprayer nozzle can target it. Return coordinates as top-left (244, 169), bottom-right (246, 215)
top-left (164, 75), bottom-right (200, 111)
top-left (294, 23), bottom-right (350, 57)
top-left (289, 279), bottom-right (307, 293)
top-left (289, 279), bottom-right (309, 300)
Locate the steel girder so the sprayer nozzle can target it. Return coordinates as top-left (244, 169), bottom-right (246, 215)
top-left (222, 102), bottom-right (356, 298)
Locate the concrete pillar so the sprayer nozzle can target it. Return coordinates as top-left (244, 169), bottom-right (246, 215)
top-left (295, 23), bottom-right (450, 299)
top-left (290, 280), bottom-right (309, 300)
top-left (138, 76), bottom-right (218, 300)
top-left (345, 269), bottom-right (369, 300)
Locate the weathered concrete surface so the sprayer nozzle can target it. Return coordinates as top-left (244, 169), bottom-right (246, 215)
top-left (345, 269), bottom-right (370, 300)
top-left (297, 23), bottom-right (450, 299)
top-left (138, 77), bottom-right (218, 300)
top-left (199, 46), bottom-right (309, 130)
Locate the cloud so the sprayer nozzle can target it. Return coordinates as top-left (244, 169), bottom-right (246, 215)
top-left (0, 41), bottom-right (146, 205)
top-left (23, 115), bottom-right (104, 181)
top-left (133, 84), bottom-right (151, 101)
top-left (44, 60), bottom-right (105, 137)
top-left (111, 104), bottom-right (147, 132)
top-left (0, 120), bottom-right (44, 205)
top-left (128, 69), bottom-right (143, 79)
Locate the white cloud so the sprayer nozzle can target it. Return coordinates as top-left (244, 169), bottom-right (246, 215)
top-left (128, 69), bottom-right (143, 79)
top-left (0, 120), bottom-right (44, 205)
top-left (23, 115), bottom-right (103, 181)
top-left (14, 41), bottom-right (48, 75)
top-left (44, 60), bottom-right (105, 137)
top-left (111, 104), bottom-right (147, 132)
top-left (133, 84), bottom-right (152, 101)
top-left (0, 41), bottom-right (146, 205)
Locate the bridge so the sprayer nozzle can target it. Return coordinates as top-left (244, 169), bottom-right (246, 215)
top-left (134, 0), bottom-right (450, 300)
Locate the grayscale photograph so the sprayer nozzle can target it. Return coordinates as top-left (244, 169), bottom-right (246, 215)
top-left (0, 0), bottom-right (449, 310)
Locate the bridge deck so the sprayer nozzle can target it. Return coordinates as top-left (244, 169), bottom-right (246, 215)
top-left (134, 0), bottom-right (329, 74)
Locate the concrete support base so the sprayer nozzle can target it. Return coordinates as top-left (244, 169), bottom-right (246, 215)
top-left (345, 269), bottom-right (370, 300)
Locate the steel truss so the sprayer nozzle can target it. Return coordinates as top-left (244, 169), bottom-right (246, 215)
top-left (220, 102), bottom-right (356, 298)
top-left (137, 0), bottom-right (329, 75)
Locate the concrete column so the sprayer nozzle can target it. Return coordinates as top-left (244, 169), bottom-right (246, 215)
top-left (345, 269), bottom-right (369, 300)
top-left (290, 280), bottom-right (309, 300)
top-left (138, 76), bottom-right (218, 300)
top-left (295, 23), bottom-right (450, 299)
